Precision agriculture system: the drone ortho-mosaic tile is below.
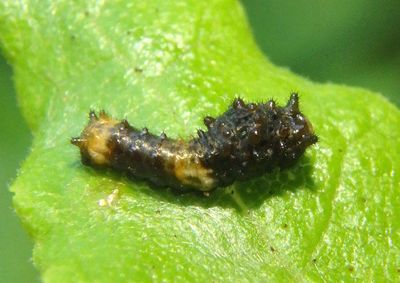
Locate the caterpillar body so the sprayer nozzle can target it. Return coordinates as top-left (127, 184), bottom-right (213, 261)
top-left (71, 93), bottom-right (317, 191)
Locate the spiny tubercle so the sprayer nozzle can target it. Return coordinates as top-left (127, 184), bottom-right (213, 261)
top-left (71, 93), bottom-right (318, 191)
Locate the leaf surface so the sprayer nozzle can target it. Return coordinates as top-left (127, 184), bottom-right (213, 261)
top-left (1, 0), bottom-right (399, 281)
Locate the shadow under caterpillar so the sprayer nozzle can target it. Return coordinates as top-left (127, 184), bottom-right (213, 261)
top-left (71, 93), bottom-right (317, 191)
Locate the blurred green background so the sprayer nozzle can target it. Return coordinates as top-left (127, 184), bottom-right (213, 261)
top-left (0, 1), bottom-right (399, 282)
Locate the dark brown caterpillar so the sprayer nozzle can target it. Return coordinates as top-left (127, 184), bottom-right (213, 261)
top-left (71, 93), bottom-right (317, 191)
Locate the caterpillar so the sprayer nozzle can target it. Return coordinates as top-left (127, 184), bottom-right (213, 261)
top-left (71, 93), bottom-right (317, 191)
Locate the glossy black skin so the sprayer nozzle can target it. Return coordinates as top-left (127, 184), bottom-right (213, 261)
top-left (107, 123), bottom-right (187, 189)
top-left (72, 93), bottom-right (317, 190)
top-left (192, 93), bottom-right (318, 187)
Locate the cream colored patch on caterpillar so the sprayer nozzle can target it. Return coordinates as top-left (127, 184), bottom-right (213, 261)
top-left (85, 127), bottom-right (113, 165)
top-left (173, 155), bottom-right (215, 191)
top-left (72, 112), bottom-right (119, 166)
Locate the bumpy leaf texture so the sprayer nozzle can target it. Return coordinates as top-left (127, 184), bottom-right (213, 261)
top-left (0, 0), bottom-right (399, 282)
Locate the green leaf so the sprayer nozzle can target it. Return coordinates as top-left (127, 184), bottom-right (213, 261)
top-left (1, 0), bottom-right (399, 281)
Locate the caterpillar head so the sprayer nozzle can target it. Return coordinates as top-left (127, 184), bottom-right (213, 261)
top-left (272, 93), bottom-right (318, 163)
